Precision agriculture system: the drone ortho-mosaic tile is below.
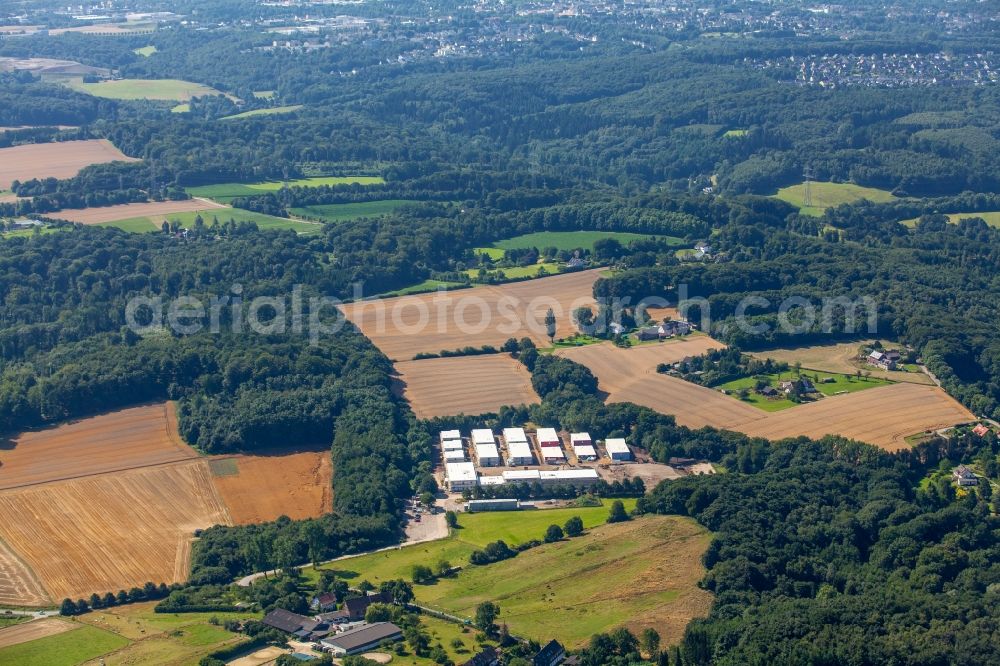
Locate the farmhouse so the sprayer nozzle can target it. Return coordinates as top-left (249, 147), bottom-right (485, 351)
top-left (973, 424), bottom-right (990, 437)
top-left (533, 639), bottom-right (567, 666)
top-left (605, 438), bottom-right (632, 461)
top-left (506, 439), bottom-right (534, 466)
top-left (953, 465), bottom-right (978, 487)
top-left (464, 647), bottom-right (500, 666)
top-left (466, 498), bottom-right (520, 512)
top-left (867, 349), bottom-right (902, 370)
top-left (637, 321), bottom-right (692, 341)
top-left (476, 442), bottom-right (501, 467)
top-left (536, 428), bottom-right (561, 448)
top-left (320, 622), bottom-right (403, 656)
top-left (343, 590), bottom-right (394, 620)
top-left (446, 462), bottom-right (478, 491)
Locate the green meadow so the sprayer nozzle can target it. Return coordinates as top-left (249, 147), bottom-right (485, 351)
top-left (716, 370), bottom-right (894, 412)
top-left (488, 230), bottom-right (683, 252)
top-left (0, 623), bottom-right (128, 666)
top-left (289, 199), bottom-right (415, 223)
top-left (133, 45), bottom-right (157, 57)
top-left (773, 181), bottom-right (898, 217)
top-left (188, 176), bottom-right (386, 203)
top-left (98, 209), bottom-right (320, 234)
top-left (65, 78), bottom-right (224, 101)
top-left (220, 104), bottom-right (304, 120)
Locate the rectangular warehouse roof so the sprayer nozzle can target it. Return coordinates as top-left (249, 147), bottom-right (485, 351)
top-left (442, 439), bottom-right (464, 451)
top-left (444, 449), bottom-right (466, 461)
top-left (471, 429), bottom-right (495, 445)
top-left (446, 462), bottom-right (477, 483)
top-left (541, 447), bottom-right (565, 459)
top-left (503, 427), bottom-right (528, 443)
top-left (507, 440), bottom-right (533, 460)
top-left (479, 475), bottom-right (505, 486)
top-left (605, 438), bottom-right (630, 454)
top-left (540, 469), bottom-right (600, 481)
top-left (503, 470), bottom-right (541, 482)
top-left (573, 444), bottom-right (597, 458)
top-left (570, 432), bottom-right (592, 444)
top-left (440, 429), bottom-right (461, 442)
top-left (536, 427), bottom-right (559, 444)
top-left (476, 443), bottom-right (500, 460)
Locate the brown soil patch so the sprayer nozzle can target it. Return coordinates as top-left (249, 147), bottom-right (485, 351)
top-left (748, 340), bottom-right (934, 385)
top-left (342, 269), bottom-right (601, 360)
top-left (52, 198), bottom-right (227, 225)
top-left (0, 402), bottom-right (197, 490)
top-left (563, 342), bottom-right (973, 450)
top-left (394, 354), bottom-right (540, 418)
top-left (211, 451), bottom-right (333, 525)
top-left (0, 139), bottom-right (137, 189)
top-left (0, 460), bottom-right (232, 600)
top-left (0, 618), bottom-right (75, 648)
top-left (0, 537), bottom-right (50, 607)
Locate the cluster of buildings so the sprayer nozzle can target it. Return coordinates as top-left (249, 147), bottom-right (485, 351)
top-left (865, 348), bottom-right (903, 371)
top-left (441, 428), bottom-right (632, 492)
top-left (751, 52), bottom-right (1000, 89)
top-left (262, 591), bottom-right (403, 656)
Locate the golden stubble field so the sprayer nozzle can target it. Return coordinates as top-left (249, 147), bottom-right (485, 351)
top-left (341, 269), bottom-right (602, 361)
top-left (210, 451), bottom-right (333, 525)
top-left (51, 198), bottom-right (227, 225)
top-left (560, 340), bottom-right (974, 449)
top-left (393, 353), bottom-right (540, 418)
top-left (0, 139), bottom-right (137, 189)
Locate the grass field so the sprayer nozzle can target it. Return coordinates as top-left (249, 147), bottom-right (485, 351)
top-left (774, 181), bottom-right (897, 216)
top-left (65, 78), bottom-right (224, 101)
top-left (289, 199), bottom-right (415, 222)
top-left (0, 623), bottom-right (128, 666)
top-left (170, 103), bottom-right (189, 113)
top-left (488, 231), bottom-right (684, 252)
top-left (99, 209), bottom-right (320, 233)
top-left (133, 46), bottom-right (156, 57)
top-left (189, 176), bottom-right (386, 203)
top-left (374, 279), bottom-right (467, 298)
top-left (901, 211), bottom-right (1000, 228)
top-left (220, 105), bottom-right (303, 120)
top-left (748, 340), bottom-right (934, 385)
top-left (723, 128), bottom-right (748, 137)
top-left (716, 371), bottom-right (893, 412)
top-left (315, 504), bottom-right (710, 648)
top-left (466, 262), bottom-right (562, 280)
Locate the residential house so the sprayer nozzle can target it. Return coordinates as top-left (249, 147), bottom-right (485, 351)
top-left (464, 647), bottom-right (500, 666)
top-left (533, 639), bottom-right (566, 666)
top-left (311, 592), bottom-right (338, 612)
top-left (343, 590), bottom-right (393, 620)
top-left (953, 465), bottom-right (978, 487)
top-left (972, 424), bottom-right (990, 438)
top-left (867, 349), bottom-right (902, 370)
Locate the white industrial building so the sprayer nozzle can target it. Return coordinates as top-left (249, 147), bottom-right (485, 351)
top-left (570, 432), bottom-right (592, 446)
top-left (503, 427), bottom-right (528, 443)
top-left (541, 446), bottom-right (565, 463)
top-left (439, 429), bottom-right (461, 442)
top-left (540, 469), bottom-right (600, 485)
top-left (466, 498), bottom-right (520, 512)
top-left (503, 469), bottom-right (541, 483)
top-left (475, 442), bottom-right (501, 467)
top-left (536, 427), bottom-right (561, 447)
top-left (445, 462), bottom-right (478, 491)
top-left (506, 439), bottom-right (534, 466)
top-left (573, 444), bottom-right (597, 461)
top-left (444, 449), bottom-right (466, 462)
top-left (605, 438), bottom-right (632, 461)
top-left (471, 429), bottom-right (496, 446)
top-left (442, 439), bottom-right (464, 452)
top-left (479, 474), bottom-right (505, 486)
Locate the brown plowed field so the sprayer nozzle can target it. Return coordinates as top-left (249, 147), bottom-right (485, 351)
top-left (0, 618), bottom-right (75, 648)
top-left (0, 460), bottom-right (232, 600)
top-left (0, 538), bottom-right (50, 607)
top-left (52, 198), bottom-right (227, 225)
top-left (342, 269), bottom-right (601, 360)
top-left (394, 354), bottom-right (541, 418)
top-left (563, 341), bottom-right (974, 449)
top-left (0, 403), bottom-right (197, 490)
top-left (0, 139), bottom-right (137, 189)
top-left (210, 451), bottom-right (333, 525)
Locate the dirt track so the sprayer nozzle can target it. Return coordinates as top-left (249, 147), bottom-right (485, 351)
top-left (51, 198), bottom-right (227, 225)
top-left (342, 269), bottom-right (602, 360)
top-left (394, 354), bottom-right (540, 418)
top-left (211, 451), bottom-right (333, 525)
top-left (0, 460), bottom-right (232, 601)
top-left (0, 140), bottom-right (137, 189)
top-left (0, 403), bottom-right (198, 490)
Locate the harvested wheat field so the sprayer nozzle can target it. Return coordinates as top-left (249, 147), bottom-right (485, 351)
top-left (748, 340), bottom-right (933, 385)
top-left (0, 538), bottom-right (50, 607)
top-left (562, 342), bottom-right (973, 449)
top-left (210, 451), bottom-right (333, 525)
top-left (0, 618), bottom-right (76, 648)
top-left (394, 354), bottom-right (540, 418)
top-left (0, 460), bottom-right (231, 600)
top-left (342, 269), bottom-right (601, 360)
top-left (740, 383), bottom-right (974, 451)
top-left (0, 139), bottom-right (137, 189)
top-left (0, 403), bottom-right (196, 490)
top-left (51, 198), bottom-right (227, 225)
top-left (556, 336), bottom-right (726, 372)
